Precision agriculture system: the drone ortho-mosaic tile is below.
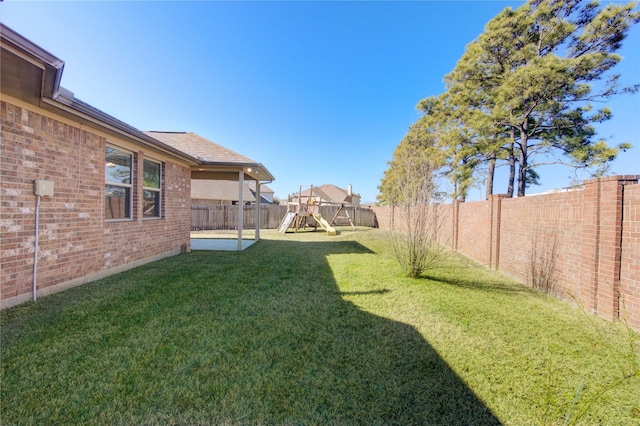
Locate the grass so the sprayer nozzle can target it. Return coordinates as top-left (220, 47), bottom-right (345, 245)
top-left (1, 228), bottom-right (639, 425)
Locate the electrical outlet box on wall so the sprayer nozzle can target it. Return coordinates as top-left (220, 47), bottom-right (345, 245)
top-left (34, 180), bottom-right (54, 197)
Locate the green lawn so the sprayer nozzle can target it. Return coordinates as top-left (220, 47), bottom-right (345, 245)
top-left (2, 228), bottom-right (638, 425)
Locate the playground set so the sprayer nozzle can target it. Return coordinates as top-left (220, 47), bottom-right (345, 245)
top-left (278, 185), bottom-right (355, 236)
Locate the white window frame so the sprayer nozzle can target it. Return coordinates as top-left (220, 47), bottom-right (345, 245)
top-left (142, 158), bottom-right (162, 219)
top-left (105, 145), bottom-right (134, 221)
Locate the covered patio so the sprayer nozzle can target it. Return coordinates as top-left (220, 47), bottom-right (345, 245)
top-left (145, 131), bottom-right (276, 251)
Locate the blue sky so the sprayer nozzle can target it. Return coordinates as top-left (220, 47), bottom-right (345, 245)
top-left (2, 0), bottom-right (638, 203)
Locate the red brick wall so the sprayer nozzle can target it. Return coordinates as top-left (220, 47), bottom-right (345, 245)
top-left (371, 176), bottom-right (640, 331)
top-left (621, 184), bottom-right (640, 328)
top-left (435, 202), bottom-right (455, 248)
top-left (1, 100), bottom-right (191, 308)
top-left (457, 200), bottom-right (492, 266)
top-left (499, 190), bottom-right (585, 299)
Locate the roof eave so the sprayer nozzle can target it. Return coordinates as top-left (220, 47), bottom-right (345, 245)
top-left (42, 91), bottom-right (200, 165)
top-left (195, 159), bottom-right (275, 182)
top-left (2, 24), bottom-right (274, 179)
top-left (1, 23), bottom-right (64, 98)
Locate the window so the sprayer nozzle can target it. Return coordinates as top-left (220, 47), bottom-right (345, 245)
top-left (143, 159), bottom-right (162, 218)
top-left (105, 146), bottom-right (132, 220)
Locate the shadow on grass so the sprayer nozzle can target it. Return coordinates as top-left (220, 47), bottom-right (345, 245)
top-left (422, 271), bottom-right (533, 294)
top-left (419, 256), bottom-right (538, 297)
top-left (1, 239), bottom-right (502, 425)
top-left (339, 288), bottom-right (392, 296)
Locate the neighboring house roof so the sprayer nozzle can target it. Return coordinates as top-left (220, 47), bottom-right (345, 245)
top-left (296, 184), bottom-right (360, 205)
top-left (246, 181), bottom-right (274, 195)
top-left (318, 184), bottom-right (358, 204)
top-left (192, 180), bottom-right (275, 203)
top-left (299, 187), bottom-right (332, 202)
top-left (192, 180), bottom-right (255, 202)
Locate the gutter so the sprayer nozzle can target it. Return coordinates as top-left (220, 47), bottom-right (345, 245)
top-left (42, 90), bottom-right (201, 165)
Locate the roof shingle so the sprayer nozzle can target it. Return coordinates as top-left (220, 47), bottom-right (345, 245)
top-left (144, 131), bottom-right (256, 164)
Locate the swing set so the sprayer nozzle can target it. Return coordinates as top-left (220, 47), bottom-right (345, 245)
top-left (278, 185), bottom-right (355, 235)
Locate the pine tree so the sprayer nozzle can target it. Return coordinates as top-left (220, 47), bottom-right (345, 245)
top-left (441, 0), bottom-right (638, 197)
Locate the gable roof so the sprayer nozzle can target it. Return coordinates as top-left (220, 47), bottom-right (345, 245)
top-left (300, 186), bottom-right (332, 202)
top-left (317, 184), bottom-right (357, 204)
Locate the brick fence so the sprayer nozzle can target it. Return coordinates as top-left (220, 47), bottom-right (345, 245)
top-left (372, 175), bottom-right (640, 331)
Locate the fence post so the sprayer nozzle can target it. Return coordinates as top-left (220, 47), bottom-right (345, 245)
top-left (580, 176), bottom-right (639, 321)
top-left (452, 200), bottom-right (460, 251)
top-left (489, 195), bottom-right (507, 270)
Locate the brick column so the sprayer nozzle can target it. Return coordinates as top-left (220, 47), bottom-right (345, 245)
top-left (452, 200), bottom-right (460, 251)
top-left (489, 194), bottom-right (507, 270)
top-left (580, 176), bottom-right (640, 321)
top-left (580, 178), bottom-right (600, 313)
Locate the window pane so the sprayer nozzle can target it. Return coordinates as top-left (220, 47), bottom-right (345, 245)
top-left (143, 159), bottom-right (161, 189)
top-left (105, 185), bottom-right (131, 219)
top-left (105, 147), bottom-right (131, 184)
top-left (143, 189), bottom-right (160, 218)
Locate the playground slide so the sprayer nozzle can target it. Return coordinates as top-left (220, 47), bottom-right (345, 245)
top-left (311, 212), bottom-right (337, 236)
top-left (278, 212), bottom-right (296, 233)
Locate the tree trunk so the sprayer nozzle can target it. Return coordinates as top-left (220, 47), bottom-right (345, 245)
top-left (507, 156), bottom-right (515, 197)
top-left (506, 120), bottom-right (516, 198)
top-left (486, 154), bottom-right (496, 200)
top-left (517, 152), bottom-right (527, 197)
top-left (453, 178), bottom-right (459, 201)
top-left (507, 141), bottom-right (516, 198)
top-left (517, 131), bottom-right (528, 197)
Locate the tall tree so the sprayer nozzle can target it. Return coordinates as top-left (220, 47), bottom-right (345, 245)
top-left (444, 0), bottom-right (638, 197)
top-left (378, 119), bottom-right (443, 205)
top-left (417, 91), bottom-right (505, 200)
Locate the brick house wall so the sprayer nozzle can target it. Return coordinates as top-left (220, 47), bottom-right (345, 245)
top-left (1, 99), bottom-right (192, 308)
top-left (372, 175), bottom-right (640, 331)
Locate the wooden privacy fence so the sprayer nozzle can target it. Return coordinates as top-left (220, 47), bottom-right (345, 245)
top-left (191, 204), bottom-right (378, 230)
top-left (317, 205), bottom-right (378, 228)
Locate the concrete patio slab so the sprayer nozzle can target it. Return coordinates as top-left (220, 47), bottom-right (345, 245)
top-left (190, 239), bottom-right (257, 251)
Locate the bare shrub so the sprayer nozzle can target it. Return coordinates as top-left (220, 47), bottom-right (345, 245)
top-left (529, 233), bottom-right (559, 294)
top-left (385, 152), bottom-right (449, 279)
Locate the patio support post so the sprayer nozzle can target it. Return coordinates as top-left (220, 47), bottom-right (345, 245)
top-left (237, 170), bottom-right (244, 251)
top-left (255, 181), bottom-right (261, 241)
